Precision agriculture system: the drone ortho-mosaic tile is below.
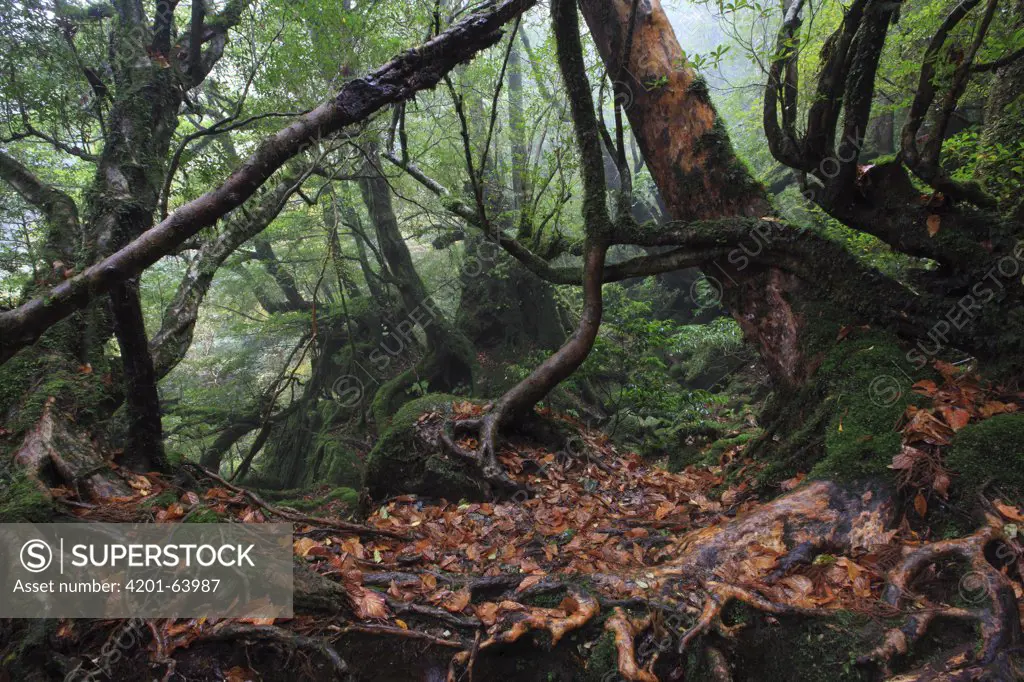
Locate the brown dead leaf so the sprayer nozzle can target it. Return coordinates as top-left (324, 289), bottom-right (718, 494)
top-left (156, 503), bottom-right (185, 523)
top-left (225, 667), bottom-right (256, 682)
top-left (780, 472), bottom-right (806, 491)
top-left (350, 585), bottom-right (388, 620)
top-left (914, 492), bottom-right (928, 517)
top-left (980, 401), bottom-right (1017, 418)
top-left (516, 575), bottom-right (545, 593)
top-left (889, 446), bottom-right (926, 471)
top-left (926, 214), bottom-right (941, 236)
top-left (474, 602), bottom-right (500, 626)
top-left (293, 537), bottom-right (319, 557)
top-left (912, 379), bottom-right (937, 396)
top-left (442, 588), bottom-right (472, 613)
top-left (653, 501), bottom-right (675, 520)
top-left (938, 406), bottom-right (971, 431)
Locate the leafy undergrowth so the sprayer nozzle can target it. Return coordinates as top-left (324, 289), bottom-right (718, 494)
top-left (20, 378), bottom-right (1024, 681)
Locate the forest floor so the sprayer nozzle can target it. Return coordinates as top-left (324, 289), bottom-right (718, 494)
top-left (16, 367), bottom-right (1024, 681)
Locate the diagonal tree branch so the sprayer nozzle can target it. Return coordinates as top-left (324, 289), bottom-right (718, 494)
top-left (0, 0), bottom-right (537, 365)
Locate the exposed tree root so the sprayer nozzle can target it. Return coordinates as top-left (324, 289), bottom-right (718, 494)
top-left (861, 523), bottom-right (1022, 680)
top-left (183, 463), bottom-right (405, 539)
top-left (655, 480), bottom-right (895, 581)
top-left (439, 412), bottom-right (528, 495)
top-left (606, 607), bottom-right (658, 682)
top-left (677, 581), bottom-right (835, 652)
top-left (449, 590), bottom-right (599, 669)
top-left (356, 435), bottom-right (1022, 680)
top-left (163, 622), bottom-right (351, 681)
top-left (17, 420), bottom-right (1023, 682)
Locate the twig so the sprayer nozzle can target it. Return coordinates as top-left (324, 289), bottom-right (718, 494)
top-left (184, 463), bottom-right (409, 539)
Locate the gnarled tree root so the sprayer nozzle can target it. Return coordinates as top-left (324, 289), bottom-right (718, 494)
top-left (860, 523), bottom-right (1022, 680)
top-left (606, 607), bottom-right (658, 682)
top-left (439, 412), bottom-right (528, 495)
top-left (447, 590), bottom-right (600, 677)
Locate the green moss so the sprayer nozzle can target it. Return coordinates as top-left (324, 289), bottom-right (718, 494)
top-left (725, 608), bottom-right (880, 681)
top-left (140, 490), bottom-right (180, 509)
top-left (370, 332), bottom-right (475, 428)
top-left (947, 413), bottom-right (1024, 502)
top-left (812, 334), bottom-right (916, 480)
top-left (319, 439), bottom-right (364, 489)
top-left (668, 431), bottom-right (758, 474)
top-left (364, 393), bottom-right (486, 501)
top-left (0, 470), bottom-right (53, 523)
top-left (755, 330), bottom-right (933, 487)
top-left (581, 632), bottom-right (618, 682)
top-left (279, 487), bottom-right (359, 512)
top-left (184, 508), bottom-right (225, 523)
top-left (705, 432), bottom-right (758, 461)
top-left (0, 357), bottom-right (108, 436)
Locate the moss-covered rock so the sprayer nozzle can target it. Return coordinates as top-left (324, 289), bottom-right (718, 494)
top-left (0, 470), bottom-right (52, 523)
top-left (947, 413), bottom-right (1024, 502)
top-left (319, 440), bottom-right (364, 489)
top-left (364, 393), bottom-right (487, 501)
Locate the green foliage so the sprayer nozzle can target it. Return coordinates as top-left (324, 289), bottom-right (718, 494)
top-left (944, 129), bottom-right (1024, 207)
top-left (554, 280), bottom-right (749, 455)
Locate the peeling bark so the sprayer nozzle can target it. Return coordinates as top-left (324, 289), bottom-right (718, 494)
top-left (13, 399), bottom-right (131, 500)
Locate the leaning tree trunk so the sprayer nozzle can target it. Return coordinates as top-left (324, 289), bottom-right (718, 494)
top-left (576, 0), bottom-right (825, 391)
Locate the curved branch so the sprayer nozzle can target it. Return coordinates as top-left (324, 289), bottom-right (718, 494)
top-left (764, 0), bottom-right (808, 170)
top-left (972, 45), bottom-right (1024, 72)
top-left (0, 149), bottom-right (80, 263)
top-left (150, 165), bottom-right (312, 379)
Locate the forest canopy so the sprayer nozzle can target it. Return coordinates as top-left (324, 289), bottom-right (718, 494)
top-left (0, 0), bottom-right (1023, 679)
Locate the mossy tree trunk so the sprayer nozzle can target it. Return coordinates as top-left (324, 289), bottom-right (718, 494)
top-left (358, 145), bottom-right (475, 424)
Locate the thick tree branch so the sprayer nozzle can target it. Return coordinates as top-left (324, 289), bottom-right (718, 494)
top-left (0, 149), bottom-right (80, 263)
top-left (901, 0), bottom-right (998, 205)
